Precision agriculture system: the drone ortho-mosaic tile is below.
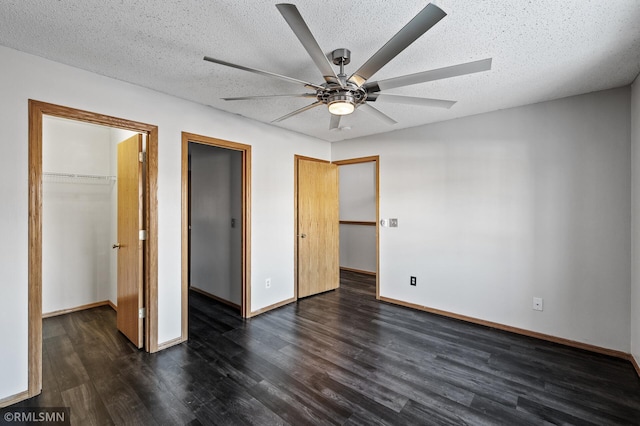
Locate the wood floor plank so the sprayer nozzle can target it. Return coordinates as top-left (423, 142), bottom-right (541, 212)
top-left (42, 315), bottom-right (66, 339)
top-left (118, 360), bottom-right (199, 425)
top-left (398, 398), bottom-right (498, 426)
top-left (44, 334), bottom-right (91, 392)
top-left (61, 382), bottom-right (113, 426)
top-left (248, 379), bottom-right (337, 426)
top-left (92, 373), bottom-right (158, 425)
top-left (266, 339), bottom-right (408, 413)
top-left (516, 396), bottom-right (603, 426)
top-left (224, 343), bottom-right (354, 424)
top-left (307, 372), bottom-right (412, 425)
top-left (199, 376), bottom-right (288, 425)
top-left (151, 355), bottom-right (226, 410)
top-left (469, 393), bottom-right (542, 425)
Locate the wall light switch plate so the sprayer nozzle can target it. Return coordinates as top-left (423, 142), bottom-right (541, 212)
top-left (389, 218), bottom-right (398, 227)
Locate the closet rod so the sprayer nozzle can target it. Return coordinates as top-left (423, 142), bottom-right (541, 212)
top-left (43, 172), bottom-right (116, 185)
top-left (43, 172), bottom-right (115, 180)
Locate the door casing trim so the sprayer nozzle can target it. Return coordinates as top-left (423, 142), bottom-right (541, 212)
top-left (27, 100), bottom-right (159, 400)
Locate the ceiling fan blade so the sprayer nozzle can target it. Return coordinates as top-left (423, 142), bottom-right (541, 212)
top-left (359, 103), bottom-right (398, 125)
top-left (204, 56), bottom-right (324, 91)
top-left (276, 3), bottom-right (342, 86)
top-left (272, 101), bottom-right (324, 123)
top-left (222, 93), bottom-right (317, 101)
top-left (368, 93), bottom-right (456, 109)
top-left (329, 114), bottom-right (341, 130)
top-left (347, 3), bottom-right (446, 87)
top-left (365, 58), bottom-right (492, 92)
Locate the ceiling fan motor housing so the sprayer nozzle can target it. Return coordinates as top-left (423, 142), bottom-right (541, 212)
top-left (319, 85), bottom-right (366, 104)
top-left (319, 83), bottom-right (367, 114)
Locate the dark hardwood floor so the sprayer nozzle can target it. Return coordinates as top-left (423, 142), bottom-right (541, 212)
top-left (10, 270), bottom-right (640, 425)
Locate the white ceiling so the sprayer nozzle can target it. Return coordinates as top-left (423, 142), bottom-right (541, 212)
top-left (1, 1), bottom-right (639, 142)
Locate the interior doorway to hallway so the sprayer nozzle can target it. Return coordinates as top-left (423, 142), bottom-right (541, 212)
top-left (181, 132), bottom-right (251, 340)
top-left (188, 143), bottom-right (243, 310)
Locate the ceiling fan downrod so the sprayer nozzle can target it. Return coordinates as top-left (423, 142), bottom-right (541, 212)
top-left (324, 49), bottom-right (365, 115)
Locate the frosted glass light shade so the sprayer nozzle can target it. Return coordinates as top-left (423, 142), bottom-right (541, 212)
top-left (328, 101), bottom-right (355, 115)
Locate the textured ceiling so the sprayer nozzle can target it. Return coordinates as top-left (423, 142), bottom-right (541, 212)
top-left (1, 1), bottom-right (639, 142)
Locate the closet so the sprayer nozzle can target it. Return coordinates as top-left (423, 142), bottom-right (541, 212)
top-left (42, 116), bottom-right (135, 316)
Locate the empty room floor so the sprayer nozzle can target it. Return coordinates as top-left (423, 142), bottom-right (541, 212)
top-left (9, 270), bottom-right (640, 424)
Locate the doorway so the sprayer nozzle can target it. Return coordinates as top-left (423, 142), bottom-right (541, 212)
top-left (181, 132), bottom-right (251, 334)
top-left (294, 155), bottom-right (380, 301)
top-left (334, 156), bottom-right (380, 298)
top-left (28, 100), bottom-right (159, 398)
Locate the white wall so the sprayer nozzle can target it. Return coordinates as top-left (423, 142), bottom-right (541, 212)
top-left (0, 45), bottom-right (329, 401)
top-left (189, 144), bottom-right (241, 305)
top-left (333, 87), bottom-right (632, 352)
top-left (631, 75), bottom-right (640, 364)
top-left (339, 162), bottom-right (377, 222)
top-left (42, 117), bottom-right (113, 313)
top-left (339, 225), bottom-right (376, 273)
top-left (339, 162), bottom-right (377, 273)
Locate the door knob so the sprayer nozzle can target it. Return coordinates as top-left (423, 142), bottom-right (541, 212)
top-left (112, 243), bottom-right (121, 249)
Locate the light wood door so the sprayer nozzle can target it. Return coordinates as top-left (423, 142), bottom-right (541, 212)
top-left (116, 134), bottom-right (144, 348)
top-left (297, 157), bottom-right (339, 298)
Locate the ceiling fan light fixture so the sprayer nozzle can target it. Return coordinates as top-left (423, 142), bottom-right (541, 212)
top-left (328, 100), bottom-right (355, 115)
top-left (327, 92), bottom-right (356, 115)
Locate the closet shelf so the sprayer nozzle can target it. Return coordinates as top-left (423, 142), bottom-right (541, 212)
top-left (43, 172), bottom-right (116, 185)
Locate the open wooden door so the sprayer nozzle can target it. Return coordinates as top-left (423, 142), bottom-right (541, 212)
top-left (297, 157), bottom-right (339, 298)
top-left (116, 134), bottom-right (144, 348)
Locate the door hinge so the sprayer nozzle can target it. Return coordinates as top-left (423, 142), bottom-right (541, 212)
top-left (139, 230), bottom-right (147, 241)
top-left (139, 307), bottom-right (146, 319)
top-left (139, 152), bottom-right (146, 163)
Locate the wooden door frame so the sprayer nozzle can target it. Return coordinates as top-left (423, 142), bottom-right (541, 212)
top-left (28, 100), bottom-right (159, 398)
top-left (332, 156), bottom-right (380, 299)
top-left (181, 132), bottom-right (252, 332)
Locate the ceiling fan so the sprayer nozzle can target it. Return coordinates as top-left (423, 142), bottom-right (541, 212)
top-left (204, 3), bottom-right (492, 130)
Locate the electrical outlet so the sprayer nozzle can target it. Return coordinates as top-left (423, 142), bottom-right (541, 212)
top-left (410, 276), bottom-right (417, 286)
top-left (265, 278), bottom-right (271, 289)
top-left (533, 297), bottom-right (543, 311)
